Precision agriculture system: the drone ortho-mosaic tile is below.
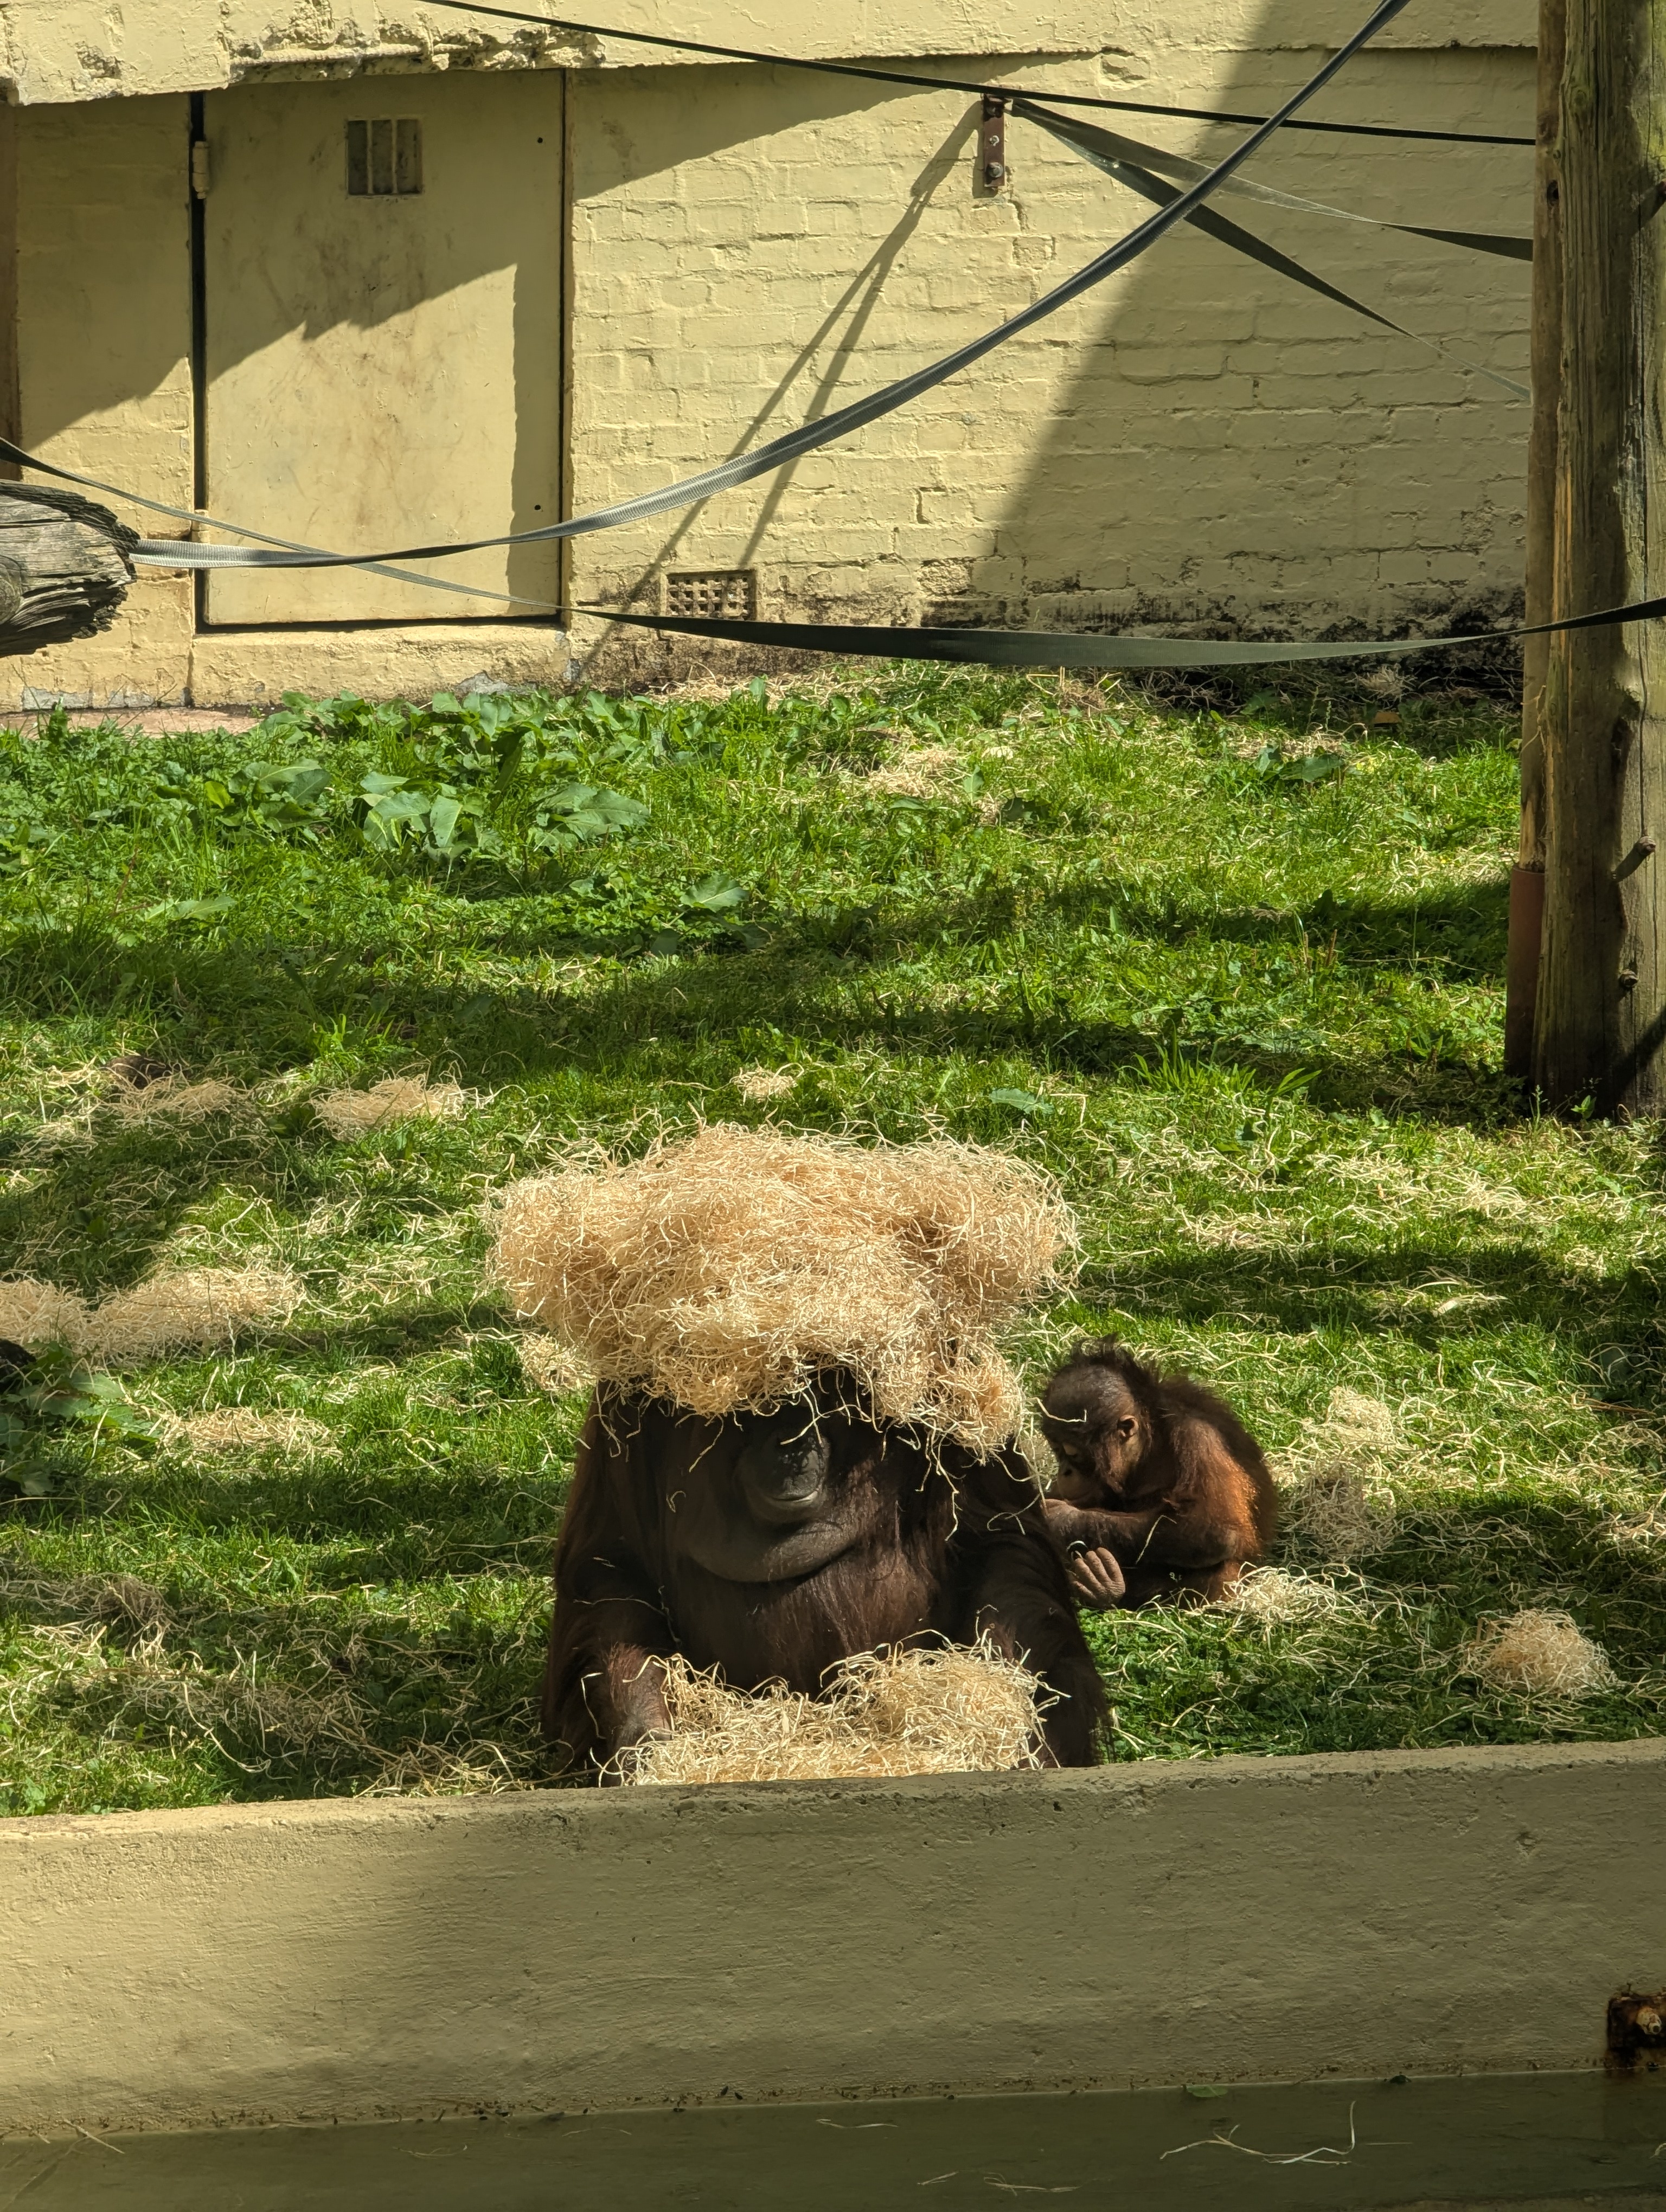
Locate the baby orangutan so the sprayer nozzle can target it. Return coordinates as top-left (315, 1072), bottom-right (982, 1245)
top-left (1037, 1339), bottom-right (1277, 1607)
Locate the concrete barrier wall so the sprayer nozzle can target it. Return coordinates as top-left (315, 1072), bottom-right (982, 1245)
top-left (1, 1737), bottom-right (1661, 2137)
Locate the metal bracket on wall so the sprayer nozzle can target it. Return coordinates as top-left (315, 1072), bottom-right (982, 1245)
top-left (978, 94), bottom-right (1008, 194)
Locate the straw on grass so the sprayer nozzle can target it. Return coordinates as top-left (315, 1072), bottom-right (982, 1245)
top-left (0, 1267), bottom-right (298, 1362)
top-left (165, 1409), bottom-right (334, 1458)
top-left (92, 1268), bottom-right (300, 1361)
top-left (314, 1077), bottom-right (468, 1141)
top-left (1221, 1566), bottom-right (1355, 1625)
top-left (517, 1332), bottom-right (594, 1397)
top-left (1464, 1609), bottom-right (1616, 1699)
top-left (862, 746), bottom-right (965, 799)
top-left (1603, 1508), bottom-right (1666, 1554)
top-left (617, 1641), bottom-right (1050, 1784)
top-left (1284, 1389), bottom-right (1400, 1561)
top-left (1, 1563), bottom-right (545, 1796)
top-left (732, 1067), bottom-right (797, 1103)
top-left (491, 1125), bottom-right (1072, 1451)
top-left (105, 1075), bottom-right (240, 1124)
top-left (0, 1277), bottom-right (93, 1353)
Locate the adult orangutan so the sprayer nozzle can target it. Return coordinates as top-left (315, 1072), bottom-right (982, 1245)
top-left (543, 1376), bottom-right (1107, 1774)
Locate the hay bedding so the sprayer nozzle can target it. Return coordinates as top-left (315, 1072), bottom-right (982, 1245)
top-left (491, 1125), bottom-right (1072, 1452)
top-left (1283, 1388), bottom-right (1400, 1562)
top-left (616, 1642), bottom-right (1051, 1784)
top-left (165, 1408), bottom-right (334, 1458)
top-left (313, 1076), bottom-right (468, 1141)
top-left (731, 1066), bottom-right (797, 1103)
top-left (106, 1073), bottom-right (241, 1124)
top-left (0, 1266), bottom-right (298, 1362)
top-left (862, 747), bottom-right (965, 799)
top-left (1221, 1566), bottom-right (1356, 1625)
top-left (1465, 1609), bottom-right (1616, 1699)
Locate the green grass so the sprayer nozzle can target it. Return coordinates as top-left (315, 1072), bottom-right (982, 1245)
top-left (0, 665), bottom-right (1661, 1812)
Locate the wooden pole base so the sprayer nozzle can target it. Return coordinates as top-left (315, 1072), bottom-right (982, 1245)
top-left (1504, 864), bottom-right (1546, 1081)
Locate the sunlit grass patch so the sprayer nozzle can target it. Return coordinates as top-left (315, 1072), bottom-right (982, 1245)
top-left (0, 663), bottom-right (1659, 1811)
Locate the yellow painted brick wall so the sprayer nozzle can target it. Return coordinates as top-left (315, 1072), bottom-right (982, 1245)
top-left (8, 95), bottom-right (195, 706)
top-left (563, 38), bottom-right (1534, 670)
top-left (0, 3), bottom-right (1535, 703)
top-left (0, 1), bottom-right (1533, 103)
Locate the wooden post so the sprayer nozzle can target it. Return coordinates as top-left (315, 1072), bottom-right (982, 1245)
top-left (0, 483), bottom-right (134, 654)
top-left (1503, 0), bottom-right (1565, 1078)
top-left (1532, 0), bottom-right (1666, 1110)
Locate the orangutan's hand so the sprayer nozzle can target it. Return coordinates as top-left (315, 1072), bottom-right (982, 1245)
top-left (1067, 1545), bottom-right (1127, 1611)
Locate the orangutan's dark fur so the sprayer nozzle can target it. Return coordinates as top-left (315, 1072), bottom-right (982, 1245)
top-left (1038, 1338), bottom-right (1277, 1606)
top-left (543, 1378), bottom-right (1107, 1775)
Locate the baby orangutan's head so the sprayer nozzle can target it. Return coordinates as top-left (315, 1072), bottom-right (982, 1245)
top-left (1037, 1340), bottom-right (1159, 1502)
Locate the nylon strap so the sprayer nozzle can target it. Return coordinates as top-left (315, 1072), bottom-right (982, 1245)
top-left (0, 440), bottom-right (555, 610)
top-left (115, 0), bottom-right (1414, 578)
top-left (586, 597), bottom-right (1666, 669)
top-left (414, 0), bottom-right (1533, 144)
top-left (1015, 101), bottom-right (1532, 259)
top-left (1018, 105), bottom-right (1528, 397)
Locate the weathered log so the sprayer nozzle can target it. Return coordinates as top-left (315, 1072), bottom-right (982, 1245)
top-left (0, 480), bottom-right (137, 654)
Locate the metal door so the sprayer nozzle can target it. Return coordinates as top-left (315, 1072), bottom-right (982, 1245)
top-left (200, 71), bottom-right (562, 625)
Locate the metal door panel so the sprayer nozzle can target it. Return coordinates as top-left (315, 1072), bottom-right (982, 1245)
top-left (201, 72), bottom-right (562, 625)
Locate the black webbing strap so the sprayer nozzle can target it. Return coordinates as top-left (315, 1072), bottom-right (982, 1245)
top-left (0, 442), bottom-right (552, 610)
top-left (107, 0), bottom-right (1415, 577)
top-left (584, 596), bottom-right (1666, 671)
top-left (1015, 101), bottom-right (1532, 260)
top-left (413, 0), bottom-right (1534, 144)
top-left (1016, 104), bottom-right (1528, 397)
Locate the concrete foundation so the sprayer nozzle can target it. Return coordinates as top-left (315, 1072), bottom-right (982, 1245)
top-left (0, 1737), bottom-right (1660, 2138)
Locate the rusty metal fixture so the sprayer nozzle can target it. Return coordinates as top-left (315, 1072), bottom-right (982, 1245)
top-left (1606, 1990), bottom-right (1666, 2072)
top-left (979, 93), bottom-right (1008, 193)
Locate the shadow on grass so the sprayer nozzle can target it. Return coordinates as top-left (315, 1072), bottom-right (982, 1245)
top-left (0, 1558), bottom-right (555, 1803)
top-left (0, 868), bottom-right (1508, 1013)
top-left (1068, 1239), bottom-right (1666, 1383)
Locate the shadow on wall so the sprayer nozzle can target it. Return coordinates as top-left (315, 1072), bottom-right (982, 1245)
top-left (968, 36), bottom-right (1536, 640)
top-left (569, 18), bottom-right (1534, 681)
top-left (559, 58), bottom-right (972, 666)
top-left (21, 31), bottom-right (1534, 660)
top-left (612, 106), bottom-right (981, 614)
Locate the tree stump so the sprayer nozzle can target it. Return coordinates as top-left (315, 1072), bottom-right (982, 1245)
top-left (0, 481), bottom-right (136, 654)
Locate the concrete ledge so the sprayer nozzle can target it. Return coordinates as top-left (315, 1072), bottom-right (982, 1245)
top-left (1, 1739), bottom-right (1662, 2137)
top-left (185, 622), bottom-right (572, 709)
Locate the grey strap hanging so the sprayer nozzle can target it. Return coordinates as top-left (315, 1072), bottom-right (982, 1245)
top-left (590, 595), bottom-right (1666, 670)
top-left (1014, 101), bottom-right (1532, 259)
top-left (1016, 102), bottom-right (1528, 397)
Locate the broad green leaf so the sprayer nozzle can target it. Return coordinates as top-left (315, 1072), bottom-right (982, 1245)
top-left (988, 1086), bottom-right (1054, 1118)
top-left (683, 872), bottom-right (746, 912)
top-left (427, 794), bottom-right (463, 850)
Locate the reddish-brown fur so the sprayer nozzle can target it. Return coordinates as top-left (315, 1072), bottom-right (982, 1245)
top-left (1037, 1339), bottom-right (1277, 1607)
top-left (543, 1376), bottom-right (1108, 1774)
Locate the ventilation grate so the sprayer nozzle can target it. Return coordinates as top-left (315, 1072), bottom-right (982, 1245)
top-left (347, 119), bottom-right (424, 197)
top-left (663, 570), bottom-right (756, 621)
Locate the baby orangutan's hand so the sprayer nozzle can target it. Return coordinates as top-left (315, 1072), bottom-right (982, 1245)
top-left (1067, 1546), bottom-right (1127, 1611)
